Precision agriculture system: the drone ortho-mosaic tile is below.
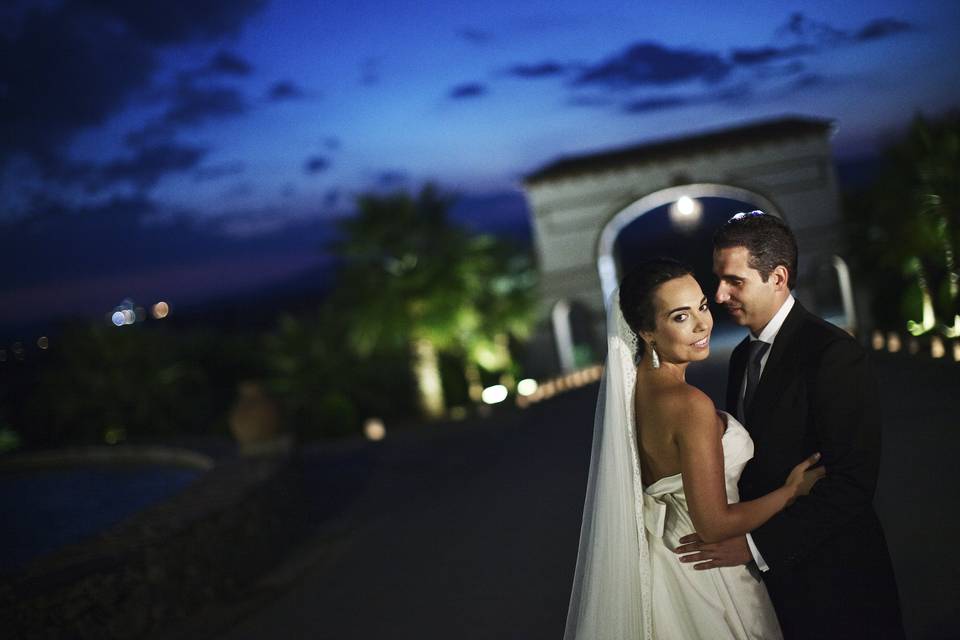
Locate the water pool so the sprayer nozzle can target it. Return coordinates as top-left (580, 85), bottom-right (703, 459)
top-left (0, 465), bottom-right (201, 574)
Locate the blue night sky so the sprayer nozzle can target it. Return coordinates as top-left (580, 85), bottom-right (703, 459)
top-left (2, 0), bottom-right (959, 334)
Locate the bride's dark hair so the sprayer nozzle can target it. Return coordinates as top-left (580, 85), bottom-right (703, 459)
top-left (619, 258), bottom-right (694, 337)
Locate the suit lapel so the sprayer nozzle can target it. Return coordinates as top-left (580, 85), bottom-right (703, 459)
top-left (745, 301), bottom-right (808, 428)
top-left (727, 336), bottom-right (750, 417)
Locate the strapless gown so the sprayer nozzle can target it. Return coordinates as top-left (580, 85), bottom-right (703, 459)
top-left (641, 413), bottom-right (783, 639)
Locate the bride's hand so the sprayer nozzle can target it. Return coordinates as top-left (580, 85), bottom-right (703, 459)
top-left (784, 452), bottom-right (825, 505)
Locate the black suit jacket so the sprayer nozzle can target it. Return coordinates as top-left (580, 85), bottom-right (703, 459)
top-left (726, 301), bottom-right (903, 639)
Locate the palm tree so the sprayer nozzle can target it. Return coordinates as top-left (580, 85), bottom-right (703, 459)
top-left (330, 185), bottom-right (536, 418)
top-left (844, 112), bottom-right (959, 335)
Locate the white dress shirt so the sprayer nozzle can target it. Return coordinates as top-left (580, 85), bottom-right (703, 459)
top-left (742, 294), bottom-right (795, 572)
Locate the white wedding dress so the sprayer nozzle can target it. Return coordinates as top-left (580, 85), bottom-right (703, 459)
top-left (563, 291), bottom-right (782, 640)
top-left (642, 413), bottom-right (782, 639)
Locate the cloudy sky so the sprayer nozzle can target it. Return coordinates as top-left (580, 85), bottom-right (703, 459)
top-left (2, 0), bottom-right (958, 334)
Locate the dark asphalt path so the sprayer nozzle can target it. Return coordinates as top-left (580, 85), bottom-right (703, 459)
top-left (177, 352), bottom-right (959, 640)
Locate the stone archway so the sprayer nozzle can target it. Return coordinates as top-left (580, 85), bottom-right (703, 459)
top-left (596, 183), bottom-right (783, 306)
top-left (522, 116), bottom-right (847, 374)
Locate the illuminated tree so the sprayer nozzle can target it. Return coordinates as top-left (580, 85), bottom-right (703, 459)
top-left (331, 185), bottom-right (536, 418)
top-left (844, 112), bottom-right (959, 335)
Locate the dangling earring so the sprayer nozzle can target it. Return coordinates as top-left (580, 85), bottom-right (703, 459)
top-left (649, 342), bottom-right (660, 369)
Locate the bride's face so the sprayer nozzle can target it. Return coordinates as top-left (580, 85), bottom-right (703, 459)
top-left (642, 274), bottom-right (713, 364)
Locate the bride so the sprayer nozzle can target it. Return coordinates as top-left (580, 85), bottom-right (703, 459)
top-left (564, 258), bottom-right (823, 640)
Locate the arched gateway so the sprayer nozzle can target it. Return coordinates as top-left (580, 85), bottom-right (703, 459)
top-left (521, 116), bottom-right (852, 374)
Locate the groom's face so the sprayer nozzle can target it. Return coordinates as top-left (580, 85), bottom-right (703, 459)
top-left (712, 246), bottom-right (778, 335)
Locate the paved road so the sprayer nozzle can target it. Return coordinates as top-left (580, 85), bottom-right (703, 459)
top-left (173, 352), bottom-right (959, 640)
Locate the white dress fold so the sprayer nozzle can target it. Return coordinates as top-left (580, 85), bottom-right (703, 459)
top-left (642, 413), bottom-right (783, 639)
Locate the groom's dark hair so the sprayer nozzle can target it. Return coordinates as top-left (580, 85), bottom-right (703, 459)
top-left (713, 210), bottom-right (798, 289)
top-left (619, 258), bottom-right (694, 335)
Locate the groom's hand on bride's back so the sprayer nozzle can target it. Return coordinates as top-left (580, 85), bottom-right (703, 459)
top-left (674, 534), bottom-right (751, 570)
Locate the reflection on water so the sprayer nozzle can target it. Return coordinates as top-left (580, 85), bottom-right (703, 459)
top-left (0, 465), bottom-right (200, 574)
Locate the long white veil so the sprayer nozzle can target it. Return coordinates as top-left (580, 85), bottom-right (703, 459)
top-left (563, 289), bottom-right (653, 640)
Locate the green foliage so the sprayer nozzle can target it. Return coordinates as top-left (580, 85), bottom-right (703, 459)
top-left (261, 307), bottom-right (417, 440)
top-left (843, 111), bottom-right (960, 333)
top-left (0, 424), bottom-right (20, 454)
top-left (329, 184), bottom-right (537, 414)
top-left (21, 324), bottom-right (251, 446)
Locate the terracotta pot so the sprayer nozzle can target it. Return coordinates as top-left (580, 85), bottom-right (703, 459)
top-left (228, 382), bottom-right (282, 454)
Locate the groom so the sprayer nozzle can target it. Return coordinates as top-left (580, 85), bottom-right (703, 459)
top-left (675, 211), bottom-right (903, 638)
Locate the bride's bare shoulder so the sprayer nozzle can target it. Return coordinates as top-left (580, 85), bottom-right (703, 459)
top-left (654, 384), bottom-right (717, 436)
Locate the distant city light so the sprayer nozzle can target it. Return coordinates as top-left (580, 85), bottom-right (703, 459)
top-left (481, 384), bottom-right (508, 404)
top-left (517, 378), bottom-right (539, 396)
top-left (37, 336), bottom-right (49, 350)
top-left (111, 298), bottom-right (138, 326)
top-left (364, 418), bottom-right (386, 441)
top-left (152, 301), bottom-right (169, 319)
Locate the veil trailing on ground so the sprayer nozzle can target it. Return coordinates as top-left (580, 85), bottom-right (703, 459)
top-left (563, 289), bottom-right (653, 640)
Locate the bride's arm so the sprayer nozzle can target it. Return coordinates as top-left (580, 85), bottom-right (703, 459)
top-left (676, 392), bottom-right (821, 544)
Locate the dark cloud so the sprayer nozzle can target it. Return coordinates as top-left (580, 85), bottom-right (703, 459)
top-left (749, 60), bottom-right (807, 80)
top-left (163, 79), bottom-right (248, 127)
top-left (457, 27), bottom-right (492, 44)
top-left (92, 143), bottom-right (208, 191)
top-left (574, 42), bottom-right (731, 90)
top-left (623, 95), bottom-right (694, 113)
top-left (0, 1), bottom-right (266, 169)
top-left (855, 18), bottom-right (912, 41)
top-left (123, 77), bottom-right (249, 149)
top-left (449, 83), bottom-right (487, 99)
top-left (558, 13), bottom-right (910, 113)
top-left (506, 61), bottom-right (569, 78)
top-left (0, 6), bottom-right (155, 166)
top-left (76, 0), bottom-right (267, 45)
top-left (194, 161), bottom-right (246, 182)
top-left (777, 12), bottom-right (913, 46)
top-left (268, 81), bottom-right (305, 101)
top-left (777, 13), bottom-right (847, 45)
top-left (304, 156), bottom-right (331, 175)
top-left (620, 83), bottom-right (752, 114)
top-left (205, 50), bottom-right (253, 76)
top-left (731, 44), bottom-right (814, 66)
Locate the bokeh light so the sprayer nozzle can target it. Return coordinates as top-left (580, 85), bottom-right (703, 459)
top-left (364, 418), bottom-right (386, 441)
top-left (517, 378), bottom-right (539, 396)
top-left (481, 384), bottom-right (508, 404)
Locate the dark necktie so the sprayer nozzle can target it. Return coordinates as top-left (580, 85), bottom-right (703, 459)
top-left (741, 340), bottom-right (770, 422)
